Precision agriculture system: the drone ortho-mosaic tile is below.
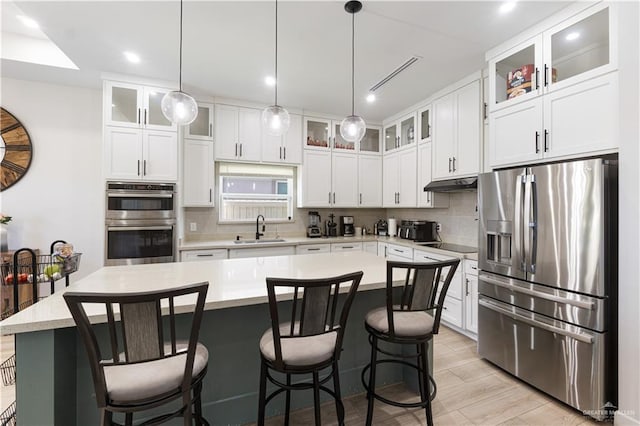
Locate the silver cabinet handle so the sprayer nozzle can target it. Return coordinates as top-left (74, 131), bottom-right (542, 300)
top-left (448, 158), bottom-right (452, 173)
top-left (478, 298), bottom-right (594, 344)
top-left (308, 248), bottom-right (320, 251)
top-left (397, 192), bottom-right (400, 204)
top-left (283, 147), bottom-right (286, 160)
top-left (209, 189), bottom-right (212, 203)
top-left (544, 64), bottom-right (549, 87)
top-left (359, 193), bottom-right (362, 205)
top-left (209, 123), bottom-right (212, 137)
top-left (452, 157), bottom-right (456, 172)
top-left (333, 192), bottom-right (336, 204)
top-left (342, 246), bottom-right (354, 249)
top-left (144, 108), bottom-right (147, 126)
top-left (279, 147), bottom-right (282, 159)
top-left (143, 160), bottom-right (147, 176)
top-left (544, 129), bottom-right (549, 152)
top-left (137, 160), bottom-right (141, 176)
top-left (328, 192), bottom-right (331, 204)
top-left (535, 131), bottom-right (540, 153)
top-left (384, 246), bottom-right (388, 257)
top-left (235, 143), bottom-right (238, 156)
top-left (196, 254), bottom-right (214, 257)
top-left (240, 143), bottom-right (243, 157)
top-left (137, 108), bottom-right (141, 125)
top-left (427, 192), bottom-right (431, 203)
top-left (465, 278), bottom-right (469, 296)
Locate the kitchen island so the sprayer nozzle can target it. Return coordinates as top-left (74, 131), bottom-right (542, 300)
top-left (0, 251), bottom-right (415, 425)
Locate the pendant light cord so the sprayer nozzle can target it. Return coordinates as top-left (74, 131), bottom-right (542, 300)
top-left (179, 0), bottom-right (184, 92)
top-left (274, 0), bottom-right (278, 106)
top-left (351, 10), bottom-right (355, 116)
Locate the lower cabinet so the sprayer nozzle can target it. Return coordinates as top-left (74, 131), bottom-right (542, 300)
top-left (464, 260), bottom-right (479, 334)
top-left (387, 243), bottom-right (413, 261)
top-left (363, 241), bottom-right (378, 255)
top-left (330, 242), bottom-right (363, 252)
top-left (181, 249), bottom-right (228, 262)
top-left (296, 244), bottom-right (331, 254)
top-left (229, 246), bottom-right (295, 259)
top-left (377, 242), bottom-right (388, 258)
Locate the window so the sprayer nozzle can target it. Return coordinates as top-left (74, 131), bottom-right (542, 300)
top-left (218, 163), bottom-right (294, 223)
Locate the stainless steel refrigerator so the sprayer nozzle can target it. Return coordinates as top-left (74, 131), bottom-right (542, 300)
top-left (477, 157), bottom-right (617, 419)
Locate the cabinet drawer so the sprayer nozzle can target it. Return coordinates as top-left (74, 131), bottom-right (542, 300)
top-left (440, 296), bottom-right (463, 328)
top-left (465, 259), bottom-right (478, 276)
top-left (387, 244), bottom-right (413, 260)
top-left (229, 246), bottom-right (295, 259)
top-left (181, 249), bottom-right (227, 262)
top-left (330, 242), bottom-right (363, 252)
top-left (296, 244), bottom-right (331, 254)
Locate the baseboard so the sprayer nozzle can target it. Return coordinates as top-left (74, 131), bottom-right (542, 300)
top-left (615, 410), bottom-right (640, 425)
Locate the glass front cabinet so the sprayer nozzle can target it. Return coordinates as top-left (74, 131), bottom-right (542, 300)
top-left (105, 81), bottom-right (177, 131)
top-left (383, 112), bottom-right (417, 153)
top-left (186, 102), bottom-right (214, 140)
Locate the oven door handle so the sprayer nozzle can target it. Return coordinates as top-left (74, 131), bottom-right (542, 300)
top-left (479, 298), bottom-right (594, 344)
top-left (107, 226), bottom-right (173, 231)
top-left (107, 193), bottom-right (174, 199)
top-left (480, 274), bottom-right (595, 310)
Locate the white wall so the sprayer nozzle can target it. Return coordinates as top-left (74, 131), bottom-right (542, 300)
top-left (0, 78), bottom-right (103, 281)
top-left (616, 1), bottom-right (640, 424)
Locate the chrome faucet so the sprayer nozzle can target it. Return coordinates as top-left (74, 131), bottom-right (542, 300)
top-left (256, 214), bottom-right (265, 240)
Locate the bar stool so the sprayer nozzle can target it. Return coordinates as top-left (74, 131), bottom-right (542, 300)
top-left (64, 282), bottom-right (210, 426)
top-left (257, 271), bottom-right (363, 426)
top-left (361, 259), bottom-right (460, 426)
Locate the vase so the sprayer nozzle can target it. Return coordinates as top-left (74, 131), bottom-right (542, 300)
top-left (0, 225), bottom-right (8, 253)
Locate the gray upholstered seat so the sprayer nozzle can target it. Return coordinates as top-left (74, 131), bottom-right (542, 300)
top-left (260, 328), bottom-right (337, 367)
top-left (104, 343), bottom-right (209, 402)
top-left (365, 307), bottom-right (434, 337)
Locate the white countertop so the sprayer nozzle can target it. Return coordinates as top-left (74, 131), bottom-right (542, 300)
top-left (1, 251), bottom-right (394, 336)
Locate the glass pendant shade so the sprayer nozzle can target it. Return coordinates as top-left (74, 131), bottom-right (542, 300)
top-left (161, 90), bottom-right (198, 125)
top-left (262, 104), bottom-right (291, 137)
top-left (340, 114), bottom-right (366, 143)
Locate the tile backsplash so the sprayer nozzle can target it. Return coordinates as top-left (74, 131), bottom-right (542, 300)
top-left (183, 192), bottom-right (478, 247)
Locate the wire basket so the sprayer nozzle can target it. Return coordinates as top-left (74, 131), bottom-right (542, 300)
top-left (0, 355), bottom-right (15, 386)
top-left (0, 253), bottom-right (81, 286)
top-left (0, 401), bottom-right (16, 426)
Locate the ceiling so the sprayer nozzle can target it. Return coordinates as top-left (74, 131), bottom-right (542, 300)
top-left (2, 1), bottom-right (573, 122)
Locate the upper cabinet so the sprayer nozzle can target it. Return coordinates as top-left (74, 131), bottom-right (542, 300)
top-left (487, 3), bottom-right (619, 168)
top-left (384, 112), bottom-right (417, 153)
top-left (304, 117), bottom-right (376, 154)
top-left (432, 79), bottom-right (481, 180)
top-left (262, 113), bottom-right (302, 164)
top-left (360, 126), bottom-right (381, 155)
top-left (185, 102), bottom-right (214, 140)
top-left (417, 104), bottom-right (432, 144)
top-left (105, 82), bottom-right (177, 131)
top-left (214, 105), bottom-right (261, 162)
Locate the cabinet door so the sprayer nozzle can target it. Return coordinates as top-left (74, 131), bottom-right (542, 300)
top-left (105, 81), bottom-right (142, 128)
top-left (382, 152), bottom-right (399, 207)
top-left (418, 105), bottom-right (432, 143)
top-left (331, 152), bottom-right (358, 207)
top-left (183, 139), bottom-right (214, 207)
top-left (363, 241), bottom-right (378, 254)
top-left (186, 103), bottom-right (214, 140)
top-left (358, 155), bottom-right (382, 207)
top-left (454, 80), bottom-right (481, 177)
top-left (261, 132), bottom-right (283, 163)
top-left (215, 105), bottom-right (239, 160)
top-left (237, 108), bottom-right (261, 161)
top-left (490, 98), bottom-right (543, 167)
top-left (432, 93), bottom-right (455, 179)
top-left (383, 123), bottom-right (398, 152)
top-left (282, 114), bottom-right (302, 164)
top-left (377, 242), bottom-right (388, 258)
top-left (397, 148), bottom-right (417, 207)
top-left (360, 126), bottom-right (381, 154)
top-left (304, 117), bottom-right (331, 150)
top-left (399, 113), bottom-right (417, 148)
top-left (104, 127), bottom-right (142, 180)
top-left (300, 150), bottom-right (332, 207)
top-left (333, 121), bottom-right (357, 152)
top-left (418, 143), bottom-right (434, 207)
top-left (143, 86), bottom-right (175, 131)
top-left (143, 130), bottom-right (178, 181)
top-left (465, 274), bottom-right (479, 334)
top-left (544, 72), bottom-right (618, 160)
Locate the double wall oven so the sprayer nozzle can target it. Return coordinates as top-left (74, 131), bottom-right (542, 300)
top-left (105, 182), bottom-right (176, 266)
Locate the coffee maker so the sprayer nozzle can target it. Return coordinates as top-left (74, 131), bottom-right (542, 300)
top-left (325, 213), bottom-right (338, 237)
top-left (307, 211), bottom-right (322, 238)
top-left (340, 216), bottom-right (355, 237)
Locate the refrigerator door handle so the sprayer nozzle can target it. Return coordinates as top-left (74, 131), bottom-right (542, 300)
top-left (523, 174), bottom-right (537, 274)
top-left (514, 175), bottom-right (526, 272)
top-left (478, 298), bottom-right (594, 344)
top-left (529, 175), bottom-right (538, 273)
top-left (480, 273), bottom-right (595, 310)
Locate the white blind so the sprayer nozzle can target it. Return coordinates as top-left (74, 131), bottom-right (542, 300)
top-left (218, 162), bottom-right (294, 178)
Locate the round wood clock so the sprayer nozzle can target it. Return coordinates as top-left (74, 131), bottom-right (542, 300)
top-left (0, 107), bottom-right (33, 191)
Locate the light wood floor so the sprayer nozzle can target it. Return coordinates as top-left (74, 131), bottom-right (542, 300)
top-left (0, 327), bottom-right (603, 425)
top-left (257, 326), bottom-right (602, 425)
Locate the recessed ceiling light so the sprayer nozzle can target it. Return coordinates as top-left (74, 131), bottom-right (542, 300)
top-left (264, 76), bottom-right (276, 86)
top-left (366, 93), bottom-right (376, 103)
top-left (17, 15), bottom-right (39, 29)
top-left (124, 51), bottom-right (140, 64)
top-left (499, 1), bottom-right (517, 14)
top-left (566, 32), bottom-right (580, 41)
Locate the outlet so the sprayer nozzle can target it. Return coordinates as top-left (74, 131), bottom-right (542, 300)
top-left (189, 222), bottom-right (197, 232)
top-left (436, 223), bottom-right (442, 232)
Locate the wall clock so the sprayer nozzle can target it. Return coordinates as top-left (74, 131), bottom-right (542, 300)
top-left (0, 107), bottom-right (33, 191)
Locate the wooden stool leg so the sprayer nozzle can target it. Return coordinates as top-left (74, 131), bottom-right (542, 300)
top-left (312, 371), bottom-right (321, 426)
top-left (257, 361), bottom-right (268, 426)
top-left (365, 335), bottom-right (378, 426)
top-left (420, 342), bottom-right (434, 426)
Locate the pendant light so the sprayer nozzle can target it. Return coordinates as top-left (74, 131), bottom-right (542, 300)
top-left (262, 0), bottom-right (291, 137)
top-left (161, 0), bottom-right (198, 125)
top-left (340, 0), bottom-right (366, 144)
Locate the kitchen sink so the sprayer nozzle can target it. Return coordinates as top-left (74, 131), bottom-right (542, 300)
top-left (233, 239), bottom-right (286, 244)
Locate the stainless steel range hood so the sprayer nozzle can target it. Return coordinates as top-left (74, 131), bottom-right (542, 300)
top-left (424, 177), bottom-right (477, 192)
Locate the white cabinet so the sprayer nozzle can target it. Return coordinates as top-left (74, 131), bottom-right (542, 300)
top-left (183, 139), bottom-right (214, 207)
top-left (417, 104), bottom-right (432, 143)
top-left (228, 245), bottom-right (295, 259)
top-left (181, 249), bottom-right (227, 262)
top-left (296, 244), bottom-right (331, 255)
top-left (487, 3), bottom-right (618, 168)
top-left (215, 105), bottom-right (261, 162)
top-left (383, 112), bottom-right (417, 153)
top-left (358, 155), bottom-right (382, 207)
top-left (417, 143), bottom-right (449, 208)
top-left (464, 260), bottom-right (479, 335)
top-left (186, 102), bottom-right (214, 140)
top-left (363, 241), bottom-right (378, 255)
top-left (104, 127), bottom-right (178, 181)
top-left (262, 114), bottom-right (302, 164)
top-left (330, 242), bottom-right (363, 252)
top-left (360, 127), bottom-right (382, 155)
top-left (104, 81), bottom-right (176, 131)
top-left (432, 79), bottom-right (481, 180)
top-left (383, 147), bottom-right (417, 208)
top-left (299, 150), bottom-right (332, 207)
top-left (387, 243), bottom-right (413, 261)
top-left (377, 242), bottom-right (388, 258)
top-left (331, 152), bottom-right (358, 207)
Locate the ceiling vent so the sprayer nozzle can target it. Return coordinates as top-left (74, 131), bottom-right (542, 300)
top-left (369, 56), bottom-right (420, 92)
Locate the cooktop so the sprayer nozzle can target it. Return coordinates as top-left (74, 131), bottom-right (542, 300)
top-left (419, 242), bottom-right (477, 253)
